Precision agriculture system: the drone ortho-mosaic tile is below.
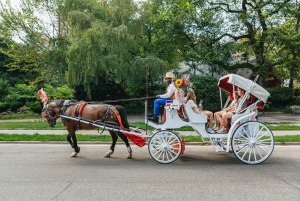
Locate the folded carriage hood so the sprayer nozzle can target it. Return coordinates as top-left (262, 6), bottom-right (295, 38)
top-left (218, 74), bottom-right (270, 103)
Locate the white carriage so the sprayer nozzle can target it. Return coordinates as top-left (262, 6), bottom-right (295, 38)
top-left (145, 74), bottom-right (274, 164)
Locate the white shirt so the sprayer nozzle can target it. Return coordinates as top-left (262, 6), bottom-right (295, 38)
top-left (186, 100), bottom-right (197, 108)
top-left (160, 83), bottom-right (176, 98)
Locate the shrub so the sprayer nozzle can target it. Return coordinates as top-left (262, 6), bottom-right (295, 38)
top-left (266, 87), bottom-right (293, 106)
top-left (7, 101), bottom-right (23, 111)
top-left (294, 88), bottom-right (300, 97)
top-left (43, 84), bottom-right (74, 101)
top-left (290, 97), bottom-right (300, 106)
top-left (27, 101), bottom-right (43, 113)
top-left (0, 102), bottom-right (9, 112)
top-left (0, 79), bottom-right (9, 101)
top-left (190, 75), bottom-right (227, 112)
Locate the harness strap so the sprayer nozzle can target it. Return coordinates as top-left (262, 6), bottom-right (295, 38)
top-left (73, 101), bottom-right (88, 130)
top-left (110, 107), bottom-right (124, 128)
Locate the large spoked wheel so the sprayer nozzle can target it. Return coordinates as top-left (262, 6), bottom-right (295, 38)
top-left (231, 121), bottom-right (274, 165)
top-left (148, 130), bottom-right (182, 164)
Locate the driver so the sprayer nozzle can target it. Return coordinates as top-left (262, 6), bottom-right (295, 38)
top-left (147, 72), bottom-right (176, 123)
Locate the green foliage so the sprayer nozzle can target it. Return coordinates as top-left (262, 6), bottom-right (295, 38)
top-left (189, 75), bottom-right (227, 112)
top-left (5, 84), bottom-right (37, 103)
top-left (294, 88), bottom-right (300, 97)
top-left (0, 78), bottom-right (9, 99)
top-left (290, 98), bottom-right (300, 106)
top-left (266, 87), bottom-right (294, 104)
top-left (27, 101), bottom-right (42, 113)
top-left (43, 84), bottom-right (74, 101)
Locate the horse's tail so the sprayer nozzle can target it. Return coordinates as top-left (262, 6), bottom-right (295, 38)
top-left (115, 105), bottom-right (130, 129)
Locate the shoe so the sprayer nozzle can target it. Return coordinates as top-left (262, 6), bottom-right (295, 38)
top-left (207, 128), bottom-right (215, 133)
top-left (148, 116), bottom-right (159, 123)
top-left (217, 127), bottom-right (228, 133)
top-left (212, 126), bottom-right (219, 131)
top-left (147, 113), bottom-right (154, 117)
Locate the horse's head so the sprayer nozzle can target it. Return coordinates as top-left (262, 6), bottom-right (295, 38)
top-left (41, 101), bottom-right (63, 127)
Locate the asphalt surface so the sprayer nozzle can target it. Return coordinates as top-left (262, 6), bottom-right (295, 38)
top-left (0, 144), bottom-right (300, 201)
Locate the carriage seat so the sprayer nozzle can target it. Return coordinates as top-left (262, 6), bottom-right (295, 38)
top-left (182, 104), bottom-right (207, 123)
top-left (231, 106), bottom-right (252, 122)
top-left (163, 102), bottom-right (189, 122)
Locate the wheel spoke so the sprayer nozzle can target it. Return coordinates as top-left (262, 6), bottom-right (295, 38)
top-left (257, 138), bottom-right (271, 143)
top-left (236, 144), bottom-right (249, 154)
top-left (254, 126), bottom-right (264, 139)
top-left (241, 146), bottom-right (250, 160)
top-left (256, 131), bottom-right (269, 141)
top-left (254, 146), bottom-right (264, 160)
top-left (256, 145), bottom-right (269, 154)
top-left (248, 147), bottom-right (252, 162)
top-left (253, 147), bottom-right (257, 162)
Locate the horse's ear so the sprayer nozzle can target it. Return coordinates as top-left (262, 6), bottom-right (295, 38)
top-left (41, 112), bottom-right (47, 117)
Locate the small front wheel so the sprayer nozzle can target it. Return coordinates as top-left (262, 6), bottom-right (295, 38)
top-left (148, 130), bottom-right (182, 164)
top-left (231, 121), bottom-right (274, 164)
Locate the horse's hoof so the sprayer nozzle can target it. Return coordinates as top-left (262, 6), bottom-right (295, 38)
top-left (104, 153), bottom-right (111, 158)
top-left (104, 150), bottom-right (113, 158)
top-left (126, 154), bottom-right (132, 159)
top-left (71, 152), bottom-right (78, 157)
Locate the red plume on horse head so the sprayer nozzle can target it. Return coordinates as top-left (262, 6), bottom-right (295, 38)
top-left (37, 88), bottom-right (48, 104)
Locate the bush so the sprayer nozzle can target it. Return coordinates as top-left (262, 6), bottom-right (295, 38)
top-left (294, 88), bottom-right (300, 97)
top-left (7, 101), bottom-right (23, 111)
top-left (27, 101), bottom-right (43, 113)
top-left (0, 102), bottom-right (9, 112)
top-left (290, 97), bottom-right (300, 105)
top-left (266, 87), bottom-right (294, 106)
top-left (190, 75), bottom-right (227, 112)
top-left (43, 84), bottom-right (74, 101)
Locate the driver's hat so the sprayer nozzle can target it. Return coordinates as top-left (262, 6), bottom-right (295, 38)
top-left (164, 72), bottom-right (175, 79)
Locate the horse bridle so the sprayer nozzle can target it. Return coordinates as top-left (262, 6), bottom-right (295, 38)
top-left (42, 104), bottom-right (61, 121)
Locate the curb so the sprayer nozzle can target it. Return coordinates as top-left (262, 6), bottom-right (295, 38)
top-left (1, 141), bottom-right (300, 146)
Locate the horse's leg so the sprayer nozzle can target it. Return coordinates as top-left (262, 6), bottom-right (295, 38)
top-left (117, 132), bottom-right (132, 159)
top-left (67, 133), bottom-right (74, 148)
top-left (104, 131), bottom-right (118, 158)
top-left (70, 133), bottom-right (80, 157)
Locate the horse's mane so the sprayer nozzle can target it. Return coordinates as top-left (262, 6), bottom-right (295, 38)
top-left (54, 99), bottom-right (77, 107)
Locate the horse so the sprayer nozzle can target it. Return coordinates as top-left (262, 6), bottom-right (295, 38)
top-left (41, 99), bottom-right (133, 158)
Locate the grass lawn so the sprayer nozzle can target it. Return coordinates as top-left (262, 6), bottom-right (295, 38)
top-left (0, 121), bottom-right (300, 131)
top-left (0, 134), bottom-right (299, 143)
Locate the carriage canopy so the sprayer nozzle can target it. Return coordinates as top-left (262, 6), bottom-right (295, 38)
top-left (218, 74), bottom-right (270, 103)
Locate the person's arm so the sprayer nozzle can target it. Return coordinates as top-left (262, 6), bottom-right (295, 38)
top-left (159, 84), bottom-right (176, 98)
top-left (191, 106), bottom-right (202, 114)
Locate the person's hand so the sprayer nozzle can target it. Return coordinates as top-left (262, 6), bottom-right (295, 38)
top-left (156, 95), bottom-right (160, 98)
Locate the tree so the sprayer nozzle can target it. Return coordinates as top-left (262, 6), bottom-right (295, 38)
top-left (210, 0), bottom-right (292, 84)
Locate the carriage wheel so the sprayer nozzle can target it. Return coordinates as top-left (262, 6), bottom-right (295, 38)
top-left (231, 121), bottom-right (274, 165)
top-left (148, 130), bottom-right (182, 164)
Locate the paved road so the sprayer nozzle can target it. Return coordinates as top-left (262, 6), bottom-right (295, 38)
top-left (0, 144), bottom-right (299, 201)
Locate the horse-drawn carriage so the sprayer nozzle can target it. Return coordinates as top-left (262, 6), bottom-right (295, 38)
top-left (39, 74), bottom-right (274, 165)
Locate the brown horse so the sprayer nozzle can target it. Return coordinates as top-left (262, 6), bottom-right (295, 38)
top-left (41, 99), bottom-right (133, 158)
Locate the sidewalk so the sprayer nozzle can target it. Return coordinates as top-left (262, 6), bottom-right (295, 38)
top-left (0, 113), bottom-right (299, 123)
top-left (0, 113), bottom-right (299, 137)
top-left (0, 130), bottom-right (299, 136)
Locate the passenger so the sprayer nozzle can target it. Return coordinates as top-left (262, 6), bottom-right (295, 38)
top-left (185, 89), bottom-right (213, 128)
top-left (217, 87), bottom-right (248, 133)
top-left (147, 72), bottom-right (176, 123)
top-left (212, 92), bottom-right (238, 131)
